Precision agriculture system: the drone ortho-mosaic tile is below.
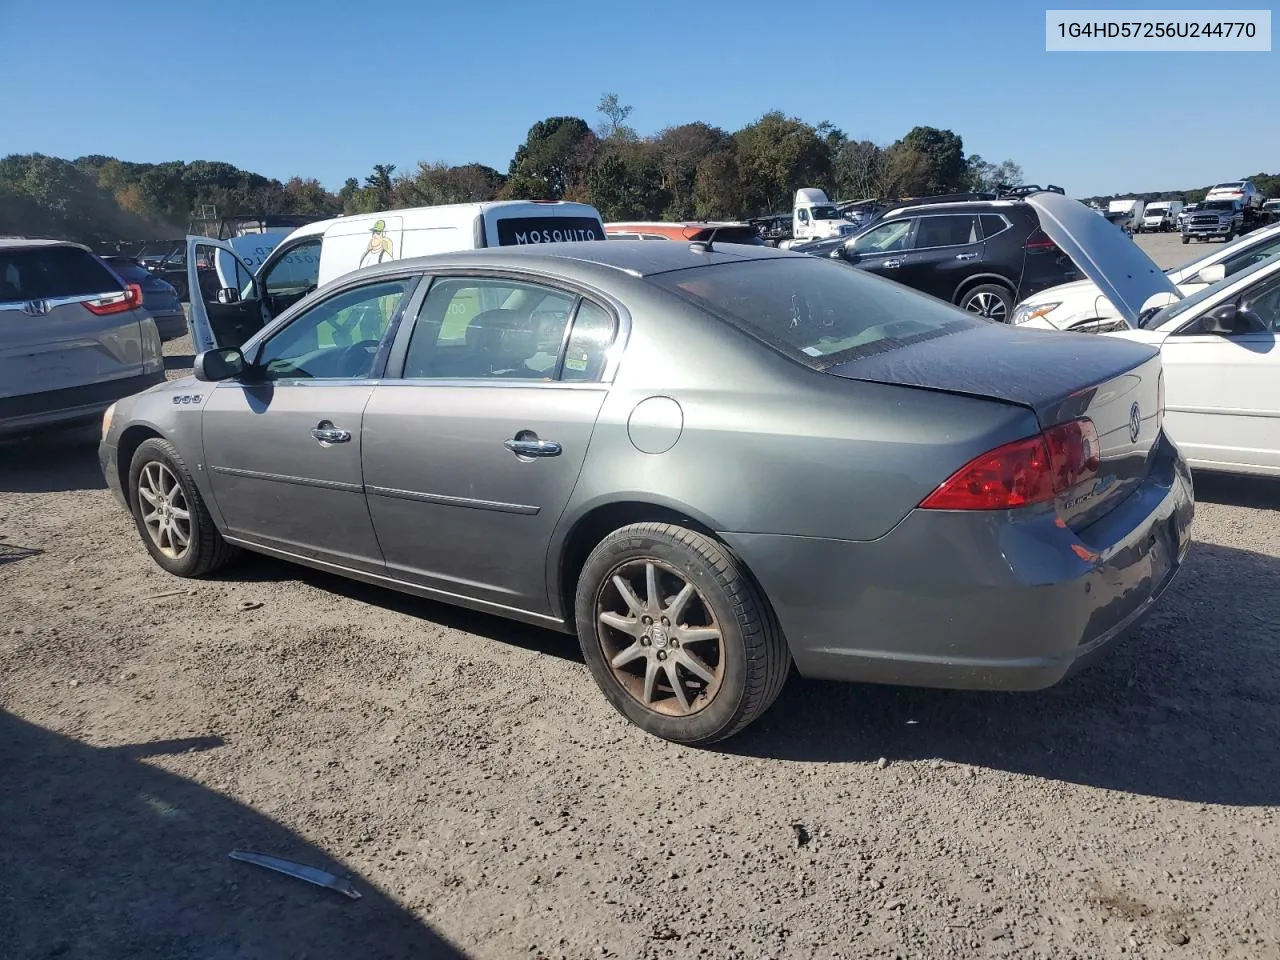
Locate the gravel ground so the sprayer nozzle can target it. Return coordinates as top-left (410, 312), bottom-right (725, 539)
top-left (2, 231), bottom-right (1278, 960)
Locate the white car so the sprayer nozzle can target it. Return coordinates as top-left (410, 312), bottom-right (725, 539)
top-left (1205, 180), bottom-right (1264, 212)
top-left (1106, 257), bottom-right (1280, 477)
top-left (1011, 222), bottom-right (1280, 333)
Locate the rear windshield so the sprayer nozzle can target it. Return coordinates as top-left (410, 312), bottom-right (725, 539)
top-left (650, 257), bottom-right (981, 368)
top-left (0, 246), bottom-right (122, 303)
top-left (103, 259), bottom-right (151, 282)
top-left (494, 216), bottom-right (605, 245)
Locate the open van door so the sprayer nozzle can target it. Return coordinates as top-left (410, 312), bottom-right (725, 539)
top-left (185, 237), bottom-right (270, 354)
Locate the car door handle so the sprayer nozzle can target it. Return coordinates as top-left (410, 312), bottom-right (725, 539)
top-left (311, 421), bottom-right (351, 444)
top-left (883, 258), bottom-right (903, 269)
top-left (955, 252), bottom-right (980, 261)
top-left (504, 437), bottom-right (562, 458)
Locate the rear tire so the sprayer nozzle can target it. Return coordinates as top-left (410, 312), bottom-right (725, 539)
top-left (575, 522), bottom-right (790, 745)
top-left (128, 438), bottom-right (237, 578)
top-left (958, 284), bottom-right (1013, 322)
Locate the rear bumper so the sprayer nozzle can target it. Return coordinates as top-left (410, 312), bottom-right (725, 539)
top-left (150, 310), bottom-right (187, 341)
top-left (723, 434), bottom-right (1194, 691)
top-left (0, 372), bottom-right (166, 438)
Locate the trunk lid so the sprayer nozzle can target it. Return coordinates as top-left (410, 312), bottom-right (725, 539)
top-left (827, 324), bottom-right (1164, 527)
top-left (1026, 191), bottom-right (1179, 326)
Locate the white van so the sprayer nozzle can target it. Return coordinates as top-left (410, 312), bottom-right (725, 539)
top-left (186, 200), bottom-right (606, 353)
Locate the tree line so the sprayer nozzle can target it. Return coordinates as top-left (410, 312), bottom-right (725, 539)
top-left (2, 92), bottom-right (1271, 246)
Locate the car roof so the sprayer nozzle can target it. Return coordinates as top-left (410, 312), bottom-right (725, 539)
top-left (0, 238), bottom-right (89, 252)
top-left (332, 239), bottom-right (798, 287)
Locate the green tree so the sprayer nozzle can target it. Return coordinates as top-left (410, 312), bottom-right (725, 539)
top-left (652, 122), bottom-right (732, 219)
top-left (733, 111), bottom-right (832, 215)
top-left (692, 151), bottom-right (740, 220)
top-left (505, 116), bottom-right (597, 200)
top-left (966, 155), bottom-right (1024, 193)
top-left (833, 139), bottom-right (892, 200)
top-left (595, 93), bottom-right (637, 142)
top-left (363, 164), bottom-right (396, 209)
top-left (587, 142), bottom-right (668, 220)
top-left (887, 126), bottom-right (967, 196)
top-left (394, 162), bottom-right (505, 207)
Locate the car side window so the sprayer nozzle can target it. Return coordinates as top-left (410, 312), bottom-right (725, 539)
top-left (560, 300), bottom-right (616, 382)
top-left (797, 210), bottom-right (810, 224)
top-left (403, 277), bottom-right (575, 380)
top-left (980, 214), bottom-right (1009, 240)
top-left (913, 215), bottom-right (979, 249)
top-left (1223, 237), bottom-right (1280, 278)
top-left (260, 237), bottom-right (322, 298)
top-left (254, 279), bottom-right (409, 381)
top-left (851, 219), bottom-right (911, 254)
top-left (1241, 276), bottom-right (1280, 332)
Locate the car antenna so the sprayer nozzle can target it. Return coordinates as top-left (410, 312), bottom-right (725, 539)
top-left (689, 226), bottom-right (723, 253)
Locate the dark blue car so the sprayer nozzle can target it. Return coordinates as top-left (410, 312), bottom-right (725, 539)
top-left (102, 256), bottom-right (186, 341)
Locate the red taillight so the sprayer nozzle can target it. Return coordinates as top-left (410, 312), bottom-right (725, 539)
top-left (84, 283), bottom-right (143, 316)
top-left (920, 419), bottom-right (1100, 511)
top-left (1024, 229), bottom-right (1057, 252)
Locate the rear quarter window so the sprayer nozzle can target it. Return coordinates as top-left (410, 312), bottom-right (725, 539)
top-left (0, 247), bottom-right (122, 302)
top-left (651, 257), bottom-right (983, 368)
top-left (494, 217), bottom-right (605, 245)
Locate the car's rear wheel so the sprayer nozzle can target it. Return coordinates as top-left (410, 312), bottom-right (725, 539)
top-left (575, 522), bottom-right (790, 745)
top-left (129, 438), bottom-right (237, 578)
top-left (1182, 235), bottom-right (1191, 244)
top-left (959, 284), bottom-right (1013, 322)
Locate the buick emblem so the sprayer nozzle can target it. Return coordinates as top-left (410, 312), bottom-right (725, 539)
top-left (22, 299), bottom-right (50, 317)
top-left (1129, 402), bottom-right (1142, 443)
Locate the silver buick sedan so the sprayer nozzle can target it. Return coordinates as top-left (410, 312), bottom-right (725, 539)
top-left (100, 223), bottom-right (1194, 744)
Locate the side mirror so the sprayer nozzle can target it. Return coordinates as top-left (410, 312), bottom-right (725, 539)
top-left (216, 287), bottom-right (241, 305)
top-left (1194, 263), bottom-right (1227, 285)
top-left (1199, 303), bottom-right (1264, 335)
top-left (194, 347), bottom-right (246, 382)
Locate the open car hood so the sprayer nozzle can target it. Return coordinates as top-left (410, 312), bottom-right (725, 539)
top-left (1026, 192), bottom-right (1179, 326)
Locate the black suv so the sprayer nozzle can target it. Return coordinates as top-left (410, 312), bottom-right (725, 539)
top-left (796, 190), bottom-right (1080, 321)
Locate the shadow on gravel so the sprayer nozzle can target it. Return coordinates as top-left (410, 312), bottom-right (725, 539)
top-left (164, 354), bottom-right (195, 372)
top-left (0, 710), bottom-right (467, 960)
top-left (0, 425), bottom-right (106, 494)
top-left (728, 542), bottom-right (1280, 807)
top-left (214, 552), bottom-right (584, 664)
top-left (1192, 470), bottom-right (1279, 510)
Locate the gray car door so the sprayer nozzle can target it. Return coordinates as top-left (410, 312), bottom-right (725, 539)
top-left (361, 274), bottom-right (616, 617)
top-left (200, 276), bottom-right (417, 573)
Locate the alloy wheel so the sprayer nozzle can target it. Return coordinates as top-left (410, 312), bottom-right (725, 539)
top-left (964, 291), bottom-right (1008, 320)
top-left (137, 461), bottom-right (192, 560)
top-left (595, 559), bottom-right (724, 717)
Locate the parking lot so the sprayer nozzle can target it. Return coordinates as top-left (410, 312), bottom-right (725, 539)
top-left (1, 231), bottom-right (1277, 960)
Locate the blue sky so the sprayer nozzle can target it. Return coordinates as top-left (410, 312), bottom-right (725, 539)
top-left (1, 0), bottom-right (1275, 197)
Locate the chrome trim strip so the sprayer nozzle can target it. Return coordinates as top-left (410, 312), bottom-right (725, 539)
top-left (210, 465), bottom-right (364, 493)
top-left (1166, 404), bottom-right (1280, 419)
top-left (366, 485), bottom-right (540, 515)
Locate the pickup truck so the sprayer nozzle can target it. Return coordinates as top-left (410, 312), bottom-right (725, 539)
top-left (1181, 199), bottom-right (1244, 243)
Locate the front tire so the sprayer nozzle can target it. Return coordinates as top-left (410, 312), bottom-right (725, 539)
top-left (575, 523), bottom-right (790, 745)
top-left (128, 438), bottom-right (237, 578)
top-left (1181, 235), bottom-right (1191, 244)
top-left (958, 284), bottom-right (1013, 322)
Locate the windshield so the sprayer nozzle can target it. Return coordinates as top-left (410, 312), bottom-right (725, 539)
top-left (810, 205), bottom-right (840, 220)
top-left (649, 257), bottom-right (982, 367)
top-left (1143, 255), bottom-right (1280, 329)
top-left (1201, 200), bottom-right (1235, 211)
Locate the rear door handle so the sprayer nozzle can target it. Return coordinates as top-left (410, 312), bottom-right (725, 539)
top-left (883, 258), bottom-right (903, 269)
top-left (311, 420), bottom-right (351, 444)
top-left (956, 252), bottom-right (980, 261)
top-left (504, 437), bottom-right (562, 458)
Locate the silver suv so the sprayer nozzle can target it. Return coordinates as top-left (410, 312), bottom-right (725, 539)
top-left (1, 239), bottom-right (165, 437)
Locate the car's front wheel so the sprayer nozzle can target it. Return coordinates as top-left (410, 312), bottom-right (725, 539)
top-left (575, 522), bottom-right (790, 745)
top-left (129, 438), bottom-right (237, 578)
top-left (958, 284), bottom-right (1013, 322)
